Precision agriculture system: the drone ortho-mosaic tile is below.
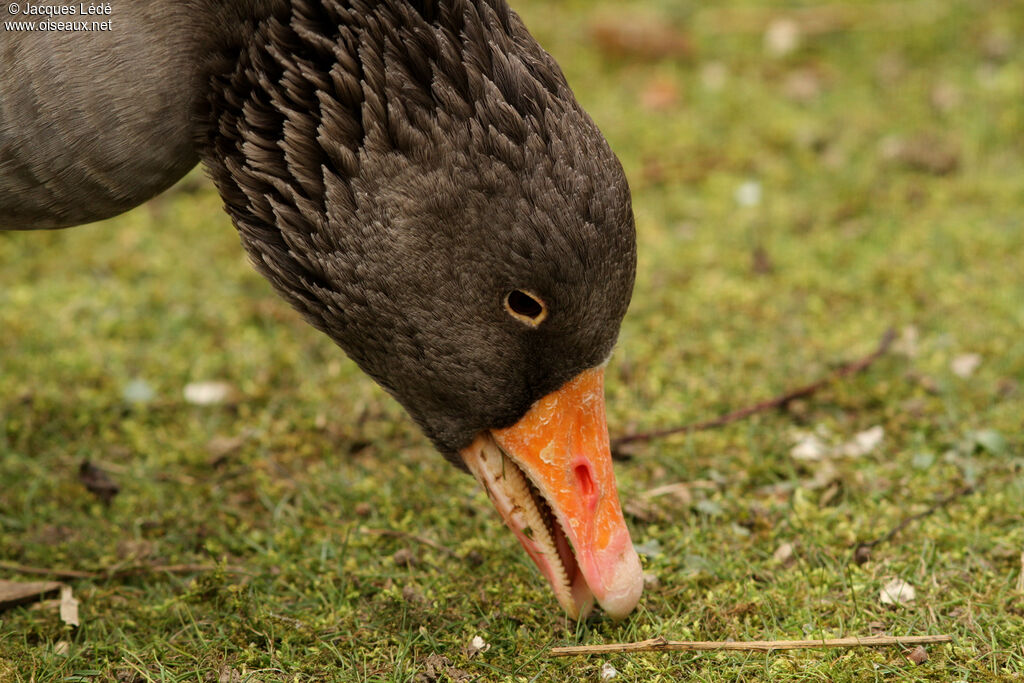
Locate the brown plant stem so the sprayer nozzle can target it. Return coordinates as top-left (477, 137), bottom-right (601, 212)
top-left (550, 634), bottom-right (952, 657)
top-left (612, 328), bottom-right (896, 453)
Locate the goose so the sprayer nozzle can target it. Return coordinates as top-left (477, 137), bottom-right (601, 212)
top-left (0, 0), bottom-right (643, 619)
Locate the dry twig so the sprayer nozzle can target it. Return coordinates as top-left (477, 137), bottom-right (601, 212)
top-left (550, 634), bottom-right (952, 657)
top-left (0, 561), bottom-right (248, 580)
top-left (853, 483), bottom-right (977, 563)
top-left (612, 328), bottom-right (896, 453)
top-left (361, 528), bottom-right (457, 556)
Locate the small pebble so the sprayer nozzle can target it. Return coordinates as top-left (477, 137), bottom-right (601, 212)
top-left (392, 548), bottom-right (416, 567)
top-left (907, 645), bottom-right (928, 665)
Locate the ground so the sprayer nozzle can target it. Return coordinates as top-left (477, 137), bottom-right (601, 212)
top-left (1, 0), bottom-right (1022, 680)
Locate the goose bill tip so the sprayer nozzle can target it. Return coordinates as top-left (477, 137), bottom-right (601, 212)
top-left (460, 367), bottom-right (643, 619)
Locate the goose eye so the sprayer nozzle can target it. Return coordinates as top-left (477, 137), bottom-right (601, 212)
top-left (504, 290), bottom-right (548, 327)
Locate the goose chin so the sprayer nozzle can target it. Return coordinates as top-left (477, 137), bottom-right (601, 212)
top-left (459, 367), bottom-right (643, 620)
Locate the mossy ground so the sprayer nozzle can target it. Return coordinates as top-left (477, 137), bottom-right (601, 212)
top-left (1, 0), bottom-right (1022, 680)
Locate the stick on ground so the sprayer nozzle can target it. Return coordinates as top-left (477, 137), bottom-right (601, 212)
top-left (612, 328), bottom-right (896, 454)
top-left (853, 482), bottom-right (977, 563)
top-left (550, 634), bottom-right (952, 657)
top-left (0, 561), bottom-right (248, 580)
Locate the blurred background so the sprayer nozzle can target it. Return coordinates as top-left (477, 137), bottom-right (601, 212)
top-left (1, 0), bottom-right (1021, 679)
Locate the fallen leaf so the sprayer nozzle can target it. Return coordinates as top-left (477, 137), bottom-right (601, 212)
top-left (183, 381), bottom-right (236, 406)
top-left (894, 325), bottom-right (920, 358)
top-left (838, 426), bottom-right (884, 458)
top-left (735, 180), bottom-right (763, 208)
top-left (981, 28), bottom-right (1012, 62)
top-left (640, 76), bottom-right (681, 111)
top-left (764, 18), bottom-right (801, 56)
top-left (121, 378), bottom-right (155, 405)
top-left (700, 61), bottom-right (728, 91)
top-left (392, 548), bottom-right (416, 568)
top-left (880, 578), bottom-right (916, 606)
top-left (791, 431), bottom-right (829, 461)
top-left (695, 499), bottom-right (724, 517)
top-left (206, 435), bottom-right (245, 465)
top-left (969, 429), bottom-right (1007, 456)
top-left (590, 15), bottom-right (694, 62)
top-left (467, 635), bottom-right (490, 658)
top-left (783, 69), bottom-right (822, 102)
top-left (773, 542), bottom-right (796, 567)
top-left (0, 580), bottom-right (62, 611)
top-left (218, 667), bottom-right (243, 683)
top-left (880, 134), bottom-right (960, 175)
top-left (78, 461), bottom-right (120, 505)
top-left (751, 245), bottom-right (775, 275)
top-left (417, 654), bottom-right (472, 683)
top-left (642, 482), bottom-right (693, 505)
top-left (401, 584), bottom-right (426, 605)
top-left (930, 82), bottom-right (961, 113)
top-left (907, 645), bottom-right (928, 665)
top-left (59, 585), bottom-right (79, 627)
top-left (624, 498), bottom-right (662, 522)
top-left (951, 353), bottom-right (981, 378)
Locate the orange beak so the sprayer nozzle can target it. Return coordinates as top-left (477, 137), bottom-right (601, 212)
top-left (459, 367), bottom-right (643, 619)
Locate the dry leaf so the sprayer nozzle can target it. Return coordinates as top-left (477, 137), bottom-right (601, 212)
top-left (839, 426), bottom-right (884, 458)
top-left (700, 61), bottom-right (728, 91)
top-left (735, 180), bottom-right (763, 208)
top-left (218, 668), bottom-right (243, 683)
top-left (0, 580), bottom-right (62, 611)
top-left (751, 245), bottom-right (775, 275)
top-left (773, 542), bottom-right (796, 567)
top-left (764, 18), bottom-right (801, 56)
top-left (894, 325), bottom-right (920, 358)
top-left (590, 16), bottom-right (694, 62)
top-left (206, 435), bottom-right (245, 463)
top-left (467, 635), bottom-right (490, 658)
top-left (783, 69), bottom-right (822, 102)
top-left (642, 482), bottom-right (693, 505)
top-left (392, 548), bottom-right (416, 567)
top-left (880, 134), bottom-right (960, 175)
top-left (640, 76), bottom-right (680, 111)
top-left (880, 578), bottom-right (916, 606)
top-left (183, 381), bottom-right (236, 406)
top-left (600, 662), bottom-right (619, 681)
top-left (121, 378), bottom-right (155, 405)
top-left (59, 585), bottom-right (79, 627)
top-left (930, 82), bottom-right (961, 113)
top-left (791, 431), bottom-right (829, 461)
top-left (907, 645), bottom-right (928, 664)
top-left (79, 460), bottom-right (120, 505)
top-left (417, 654), bottom-right (472, 683)
top-left (951, 354), bottom-right (981, 378)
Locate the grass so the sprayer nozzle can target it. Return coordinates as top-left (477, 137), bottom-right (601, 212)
top-left (1, 0), bottom-right (1022, 680)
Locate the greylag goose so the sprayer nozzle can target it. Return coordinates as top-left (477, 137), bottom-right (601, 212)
top-left (0, 0), bottom-right (642, 619)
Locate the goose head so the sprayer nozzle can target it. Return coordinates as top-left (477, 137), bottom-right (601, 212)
top-left (195, 0), bottom-right (642, 618)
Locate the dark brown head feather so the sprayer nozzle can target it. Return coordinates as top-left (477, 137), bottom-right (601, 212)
top-left (195, 0), bottom-right (636, 457)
